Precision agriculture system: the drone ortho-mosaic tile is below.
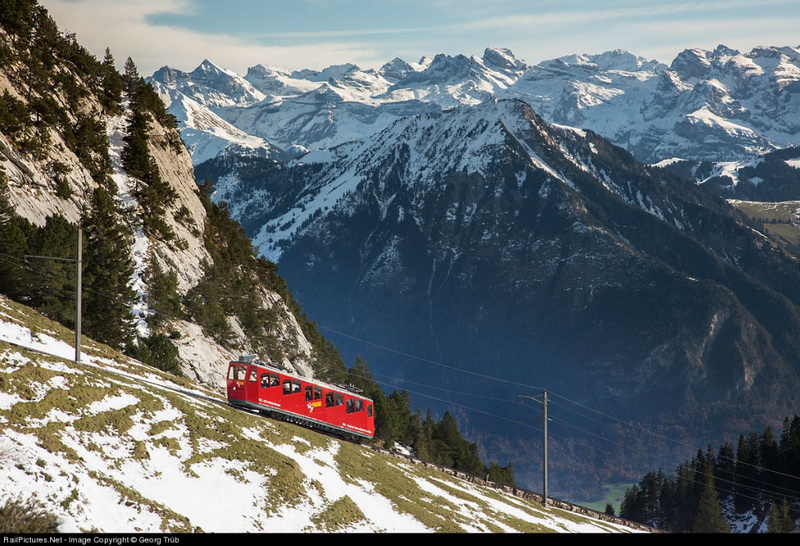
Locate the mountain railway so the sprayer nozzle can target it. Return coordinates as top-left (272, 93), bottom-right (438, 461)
top-left (226, 355), bottom-right (375, 442)
top-left (0, 333), bottom-right (655, 532)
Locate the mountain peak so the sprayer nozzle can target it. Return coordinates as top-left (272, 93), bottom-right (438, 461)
top-left (482, 47), bottom-right (526, 71)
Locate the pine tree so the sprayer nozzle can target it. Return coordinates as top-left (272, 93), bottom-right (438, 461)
top-left (81, 186), bottom-right (136, 350)
top-left (767, 498), bottom-right (794, 533)
top-left (25, 215), bottom-right (77, 326)
top-left (99, 48), bottom-right (123, 114)
top-left (145, 258), bottom-right (182, 329)
top-left (0, 175), bottom-right (29, 297)
top-left (122, 57), bottom-right (141, 97)
top-left (691, 466), bottom-right (729, 533)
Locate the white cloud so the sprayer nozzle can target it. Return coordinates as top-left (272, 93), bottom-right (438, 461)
top-left (38, 0), bottom-right (800, 76)
top-left (40, 0), bottom-right (386, 73)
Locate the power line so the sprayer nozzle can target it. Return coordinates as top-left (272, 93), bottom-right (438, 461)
top-left (324, 322), bottom-right (800, 497)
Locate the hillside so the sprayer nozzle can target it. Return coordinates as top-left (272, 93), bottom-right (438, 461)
top-left (0, 295), bottom-right (644, 533)
top-left (0, 1), bottom-right (339, 392)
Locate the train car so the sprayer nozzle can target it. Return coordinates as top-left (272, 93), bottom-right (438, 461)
top-left (226, 356), bottom-right (375, 441)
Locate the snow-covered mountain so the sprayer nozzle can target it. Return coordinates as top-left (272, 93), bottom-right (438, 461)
top-left (196, 97), bottom-right (800, 494)
top-left (509, 45), bottom-right (800, 162)
top-left (149, 48), bottom-right (530, 159)
top-left (151, 45), bottom-right (800, 165)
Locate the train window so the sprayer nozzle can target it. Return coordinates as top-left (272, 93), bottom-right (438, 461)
top-left (325, 392), bottom-right (335, 407)
top-left (305, 386), bottom-right (313, 401)
top-left (346, 399), bottom-right (355, 413)
top-left (283, 379), bottom-right (301, 394)
top-left (355, 400), bottom-right (363, 412)
top-left (228, 366), bottom-right (248, 380)
top-left (260, 373), bottom-right (269, 388)
top-left (270, 374), bottom-right (280, 387)
top-left (335, 393), bottom-right (343, 406)
top-left (248, 368), bottom-right (257, 382)
top-left (314, 387), bottom-right (322, 400)
top-left (367, 404), bottom-right (373, 418)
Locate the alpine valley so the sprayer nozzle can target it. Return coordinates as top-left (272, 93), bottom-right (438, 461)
top-left (150, 45), bottom-right (800, 497)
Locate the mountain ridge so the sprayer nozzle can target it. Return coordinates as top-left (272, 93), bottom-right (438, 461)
top-left (151, 44), bottom-right (800, 166)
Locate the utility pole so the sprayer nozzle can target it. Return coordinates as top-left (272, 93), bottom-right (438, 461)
top-left (520, 389), bottom-right (549, 507)
top-left (25, 227), bottom-right (83, 363)
top-left (75, 227), bottom-right (82, 363)
top-left (542, 388), bottom-right (548, 506)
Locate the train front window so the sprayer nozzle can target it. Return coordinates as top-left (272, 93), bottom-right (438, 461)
top-left (367, 404), bottom-right (373, 418)
top-left (228, 365), bottom-right (248, 381)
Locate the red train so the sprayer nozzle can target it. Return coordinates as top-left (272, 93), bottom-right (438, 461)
top-left (226, 356), bottom-right (375, 441)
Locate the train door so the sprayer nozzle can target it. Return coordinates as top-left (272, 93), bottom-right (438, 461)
top-left (244, 366), bottom-right (259, 402)
top-left (226, 363), bottom-right (249, 403)
top-left (282, 377), bottom-right (303, 414)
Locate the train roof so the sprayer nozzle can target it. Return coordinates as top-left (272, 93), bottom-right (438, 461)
top-left (229, 358), bottom-right (373, 402)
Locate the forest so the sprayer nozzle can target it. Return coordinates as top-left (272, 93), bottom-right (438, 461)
top-left (620, 415), bottom-right (800, 532)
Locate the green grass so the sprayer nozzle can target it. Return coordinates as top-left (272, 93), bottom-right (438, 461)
top-left (578, 482), bottom-right (633, 515)
top-left (729, 200), bottom-right (800, 248)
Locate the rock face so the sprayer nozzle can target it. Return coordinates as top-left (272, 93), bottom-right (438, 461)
top-left (0, 19), bottom-right (321, 392)
top-left (196, 99), bottom-right (800, 491)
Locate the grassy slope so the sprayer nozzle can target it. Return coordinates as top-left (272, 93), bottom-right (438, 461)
top-left (0, 296), bottom-right (639, 533)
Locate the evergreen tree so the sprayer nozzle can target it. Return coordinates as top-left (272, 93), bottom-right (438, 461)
top-left (25, 215), bottom-right (77, 326)
top-left (122, 57), bottom-right (141, 97)
top-left (81, 186), bottom-right (136, 350)
top-left (99, 47), bottom-right (123, 114)
top-left (129, 332), bottom-right (182, 376)
top-left (0, 174), bottom-right (29, 297)
top-left (767, 498), bottom-right (794, 533)
top-left (145, 258), bottom-right (182, 329)
top-left (692, 469), bottom-right (729, 533)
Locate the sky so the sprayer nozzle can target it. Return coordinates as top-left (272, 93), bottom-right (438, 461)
top-left (39, 0), bottom-right (800, 76)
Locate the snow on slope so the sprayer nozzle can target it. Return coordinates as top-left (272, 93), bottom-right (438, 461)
top-left (0, 296), bottom-right (643, 533)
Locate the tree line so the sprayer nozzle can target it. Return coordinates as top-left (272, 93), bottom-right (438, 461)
top-left (620, 415), bottom-right (800, 533)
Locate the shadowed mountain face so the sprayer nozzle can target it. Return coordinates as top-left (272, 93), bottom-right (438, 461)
top-left (197, 99), bottom-right (800, 494)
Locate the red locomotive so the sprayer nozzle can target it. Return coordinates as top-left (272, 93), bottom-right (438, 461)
top-left (226, 356), bottom-right (375, 441)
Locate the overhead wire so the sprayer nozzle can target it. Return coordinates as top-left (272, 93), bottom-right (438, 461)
top-left (322, 322), bottom-right (800, 499)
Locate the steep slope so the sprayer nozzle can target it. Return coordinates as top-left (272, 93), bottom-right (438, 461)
top-left (0, 295), bottom-right (643, 533)
top-left (197, 99), bottom-right (800, 494)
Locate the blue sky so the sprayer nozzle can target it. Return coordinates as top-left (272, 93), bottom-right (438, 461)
top-left (40, 0), bottom-right (800, 75)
